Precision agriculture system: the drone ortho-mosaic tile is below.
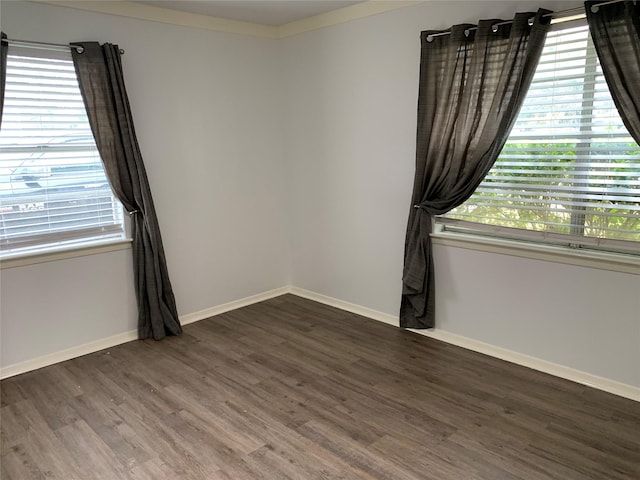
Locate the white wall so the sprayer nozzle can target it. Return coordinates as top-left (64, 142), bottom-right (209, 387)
top-left (434, 245), bottom-right (640, 387)
top-left (282, 0), bottom-right (640, 389)
top-left (1, 249), bottom-right (138, 365)
top-left (0, 1), bottom-right (290, 367)
top-left (2, 0), bottom-right (638, 392)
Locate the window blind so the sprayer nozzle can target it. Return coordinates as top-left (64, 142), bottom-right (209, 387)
top-left (444, 24), bottom-right (640, 253)
top-left (0, 51), bottom-right (124, 255)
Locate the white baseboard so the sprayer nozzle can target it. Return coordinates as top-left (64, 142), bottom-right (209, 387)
top-left (179, 286), bottom-right (292, 325)
top-left (0, 286), bottom-right (291, 380)
top-left (289, 287), bottom-right (640, 402)
top-left (291, 287), bottom-right (397, 325)
top-left (0, 330), bottom-right (139, 379)
top-left (4, 285), bottom-right (639, 403)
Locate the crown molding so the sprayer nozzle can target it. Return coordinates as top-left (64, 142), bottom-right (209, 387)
top-left (277, 1), bottom-right (424, 38)
top-left (32, 0), bottom-right (424, 39)
top-left (34, 0), bottom-right (279, 38)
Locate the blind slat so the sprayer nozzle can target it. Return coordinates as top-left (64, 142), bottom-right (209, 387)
top-left (0, 52), bottom-right (124, 256)
top-left (444, 24), bottom-right (640, 252)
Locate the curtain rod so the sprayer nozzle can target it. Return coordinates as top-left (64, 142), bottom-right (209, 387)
top-left (2, 38), bottom-right (125, 55)
top-left (425, 0), bottom-right (626, 41)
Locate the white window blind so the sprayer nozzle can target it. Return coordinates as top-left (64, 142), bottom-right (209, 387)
top-left (0, 49), bottom-right (124, 256)
top-left (443, 24), bottom-right (640, 254)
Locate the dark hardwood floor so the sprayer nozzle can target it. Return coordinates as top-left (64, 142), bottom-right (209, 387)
top-left (1, 294), bottom-right (639, 479)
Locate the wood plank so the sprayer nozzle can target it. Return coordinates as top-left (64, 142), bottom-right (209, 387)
top-left (1, 294), bottom-right (639, 479)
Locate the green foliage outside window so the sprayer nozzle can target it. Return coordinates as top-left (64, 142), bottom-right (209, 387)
top-left (448, 141), bottom-right (640, 242)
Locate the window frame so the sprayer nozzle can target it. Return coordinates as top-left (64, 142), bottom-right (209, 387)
top-left (0, 46), bottom-right (129, 262)
top-left (435, 18), bottom-right (640, 263)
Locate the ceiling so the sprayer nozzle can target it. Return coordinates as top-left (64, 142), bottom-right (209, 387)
top-left (131, 1), bottom-right (366, 26)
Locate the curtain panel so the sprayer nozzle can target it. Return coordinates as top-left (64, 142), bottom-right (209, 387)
top-left (1, 32), bottom-right (8, 126)
top-left (586, 0), bottom-right (640, 143)
top-left (71, 42), bottom-right (182, 340)
top-left (401, 10), bottom-right (551, 329)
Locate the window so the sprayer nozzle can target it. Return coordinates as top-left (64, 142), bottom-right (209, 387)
top-left (442, 22), bottom-right (640, 255)
top-left (0, 48), bottom-right (125, 258)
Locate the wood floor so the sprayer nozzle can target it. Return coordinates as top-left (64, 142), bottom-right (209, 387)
top-left (1, 294), bottom-right (639, 479)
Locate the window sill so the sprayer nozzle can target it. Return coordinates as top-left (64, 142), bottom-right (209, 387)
top-left (431, 231), bottom-right (640, 275)
top-left (0, 239), bottom-right (133, 270)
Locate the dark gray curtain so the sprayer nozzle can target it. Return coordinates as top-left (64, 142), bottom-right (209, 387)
top-left (71, 42), bottom-right (182, 340)
top-left (1, 32), bottom-right (8, 126)
top-left (401, 10), bottom-right (551, 328)
top-left (586, 0), bottom-right (640, 143)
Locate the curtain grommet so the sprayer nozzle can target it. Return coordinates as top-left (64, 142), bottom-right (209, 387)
top-left (491, 24), bottom-right (499, 33)
top-left (591, 5), bottom-right (600, 13)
